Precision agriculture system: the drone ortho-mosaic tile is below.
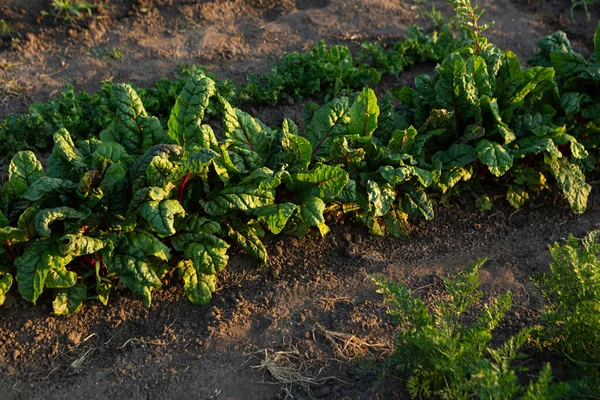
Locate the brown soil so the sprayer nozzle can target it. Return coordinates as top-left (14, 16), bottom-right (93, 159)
top-left (0, 1), bottom-right (599, 399)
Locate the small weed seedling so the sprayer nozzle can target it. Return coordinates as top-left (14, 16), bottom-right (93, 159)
top-left (52, 0), bottom-right (98, 24)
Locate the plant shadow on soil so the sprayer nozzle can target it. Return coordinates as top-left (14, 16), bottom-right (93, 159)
top-left (1, 0), bottom-right (600, 399)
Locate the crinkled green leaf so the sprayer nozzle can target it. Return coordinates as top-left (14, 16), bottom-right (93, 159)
top-left (388, 126), bottom-right (417, 155)
top-left (432, 144), bottom-right (477, 168)
top-left (100, 84), bottom-right (148, 154)
top-left (92, 142), bottom-right (132, 170)
top-left (403, 191), bottom-right (434, 220)
top-left (100, 163), bottom-right (126, 188)
top-left (52, 128), bottom-right (88, 170)
top-left (348, 87), bottom-right (380, 137)
top-left (306, 97), bottom-right (350, 157)
top-left (168, 74), bottom-right (216, 149)
top-left (300, 195), bottom-right (325, 224)
top-left (202, 183), bottom-right (275, 216)
top-left (290, 164), bottom-right (349, 202)
top-left (367, 181), bottom-right (395, 217)
top-left (24, 177), bottom-right (77, 202)
top-left (374, 91), bottom-right (396, 145)
top-left (435, 53), bottom-right (480, 124)
top-left (224, 221), bottom-right (267, 266)
top-left (476, 139), bottom-right (513, 176)
top-left (167, 147), bottom-right (219, 183)
top-left (548, 158), bottom-right (591, 214)
top-left (130, 144), bottom-right (183, 189)
top-left (172, 233), bottom-right (229, 275)
top-left (270, 131), bottom-right (313, 173)
top-left (140, 116), bottom-right (169, 152)
top-left (129, 229), bottom-right (171, 260)
top-left (511, 137), bottom-right (561, 158)
top-left (408, 166), bottom-right (435, 187)
top-left (2, 179), bottom-right (28, 203)
top-left (256, 203), bottom-right (299, 235)
top-left (467, 55), bottom-right (492, 98)
top-left (15, 241), bottom-right (73, 304)
top-left (139, 199), bottom-right (185, 238)
top-left (34, 207), bottom-right (88, 239)
top-left (45, 268), bottom-right (77, 289)
top-left (101, 234), bottom-right (163, 307)
top-left (221, 96), bottom-right (274, 158)
top-left (337, 179), bottom-right (357, 203)
top-left (8, 151), bottom-right (44, 186)
top-left (383, 207), bottom-right (409, 238)
top-left (59, 234), bottom-right (105, 256)
top-left (52, 283), bottom-right (87, 316)
top-left (178, 259), bottom-right (216, 305)
top-left (550, 51), bottom-right (587, 79)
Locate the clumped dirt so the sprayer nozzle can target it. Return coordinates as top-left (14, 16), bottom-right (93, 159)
top-left (0, 0), bottom-right (599, 399)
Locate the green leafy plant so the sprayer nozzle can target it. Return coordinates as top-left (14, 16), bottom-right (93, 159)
top-left (374, 258), bottom-right (569, 399)
top-left (535, 231), bottom-right (600, 377)
top-left (529, 21), bottom-right (600, 166)
top-left (51, 0), bottom-right (98, 24)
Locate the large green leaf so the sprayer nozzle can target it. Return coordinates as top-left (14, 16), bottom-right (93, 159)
top-left (178, 259), bottom-right (216, 305)
top-left (434, 53), bottom-right (480, 124)
top-left (256, 203), bottom-right (299, 235)
top-left (24, 177), bottom-right (77, 202)
top-left (306, 97), bottom-right (350, 157)
top-left (290, 164), bottom-right (349, 202)
top-left (59, 234), bottom-right (106, 256)
top-left (202, 184), bottom-right (275, 216)
top-left (8, 151), bottom-right (44, 186)
top-left (475, 139), bottom-right (513, 177)
top-left (221, 96), bottom-right (274, 158)
top-left (52, 128), bottom-right (88, 170)
top-left (99, 84), bottom-right (148, 155)
top-left (138, 199), bottom-right (185, 238)
top-left (101, 233), bottom-right (163, 307)
top-left (15, 241), bottom-right (74, 304)
top-left (548, 158), bottom-right (591, 214)
top-left (224, 221), bottom-right (267, 266)
top-left (167, 74), bottom-right (216, 149)
top-left (402, 191), bottom-right (434, 220)
top-left (432, 144), bottom-right (477, 168)
top-left (367, 181), bottom-right (395, 217)
top-left (34, 207), bottom-right (88, 238)
top-left (52, 283), bottom-right (87, 316)
top-left (172, 233), bottom-right (229, 275)
top-left (348, 87), bottom-right (380, 137)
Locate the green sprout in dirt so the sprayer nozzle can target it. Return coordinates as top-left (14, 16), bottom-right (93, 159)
top-left (51, 0), bottom-right (98, 24)
top-left (374, 258), bottom-right (569, 399)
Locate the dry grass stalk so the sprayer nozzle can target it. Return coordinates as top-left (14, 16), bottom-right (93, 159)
top-left (315, 324), bottom-right (392, 361)
top-left (249, 348), bottom-right (342, 398)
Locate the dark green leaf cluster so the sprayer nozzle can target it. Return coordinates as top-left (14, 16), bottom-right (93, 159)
top-left (241, 26), bottom-right (464, 105)
top-left (0, 24), bottom-right (458, 160)
top-left (393, 23), bottom-right (596, 213)
top-left (529, 21), bottom-right (600, 168)
top-left (374, 259), bottom-right (570, 399)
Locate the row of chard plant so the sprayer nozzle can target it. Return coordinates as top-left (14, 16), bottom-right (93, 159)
top-left (0, 3), bottom-right (598, 314)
